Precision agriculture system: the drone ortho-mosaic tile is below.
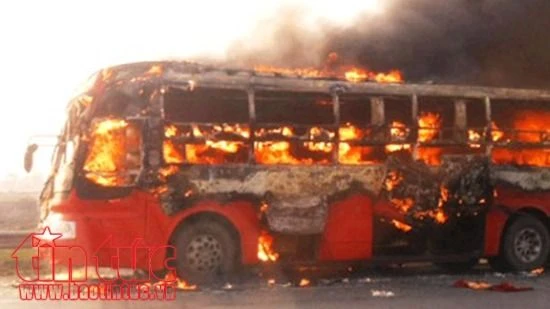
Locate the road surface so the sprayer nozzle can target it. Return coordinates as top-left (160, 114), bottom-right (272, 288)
top-left (0, 264), bottom-right (548, 308)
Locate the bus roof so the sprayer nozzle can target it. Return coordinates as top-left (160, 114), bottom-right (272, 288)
top-left (103, 61), bottom-right (550, 101)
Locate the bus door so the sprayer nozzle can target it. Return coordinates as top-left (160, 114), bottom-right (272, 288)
top-left (75, 117), bottom-right (148, 254)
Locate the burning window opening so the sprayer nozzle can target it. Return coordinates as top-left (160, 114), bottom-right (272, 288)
top-left (83, 118), bottom-right (141, 187)
top-left (161, 111), bottom-right (550, 167)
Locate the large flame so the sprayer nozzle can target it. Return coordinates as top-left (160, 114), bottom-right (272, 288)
top-left (254, 52), bottom-right (403, 83)
top-left (417, 112), bottom-right (441, 143)
top-left (492, 111), bottom-right (550, 166)
top-left (164, 125), bottom-right (185, 164)
top-left (161, 107), bottom-right (549, 167)
top-left (416, 112), bottom-right (443, 165)
top-left (338, 124), bottom-right (372, 164)
top-left (83, 118), bottom-right (130, 186)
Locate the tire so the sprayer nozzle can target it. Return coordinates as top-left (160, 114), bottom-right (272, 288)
top-left (435, 258), bottom-right (478, 273)
top-left (492, 215), bottom-right (550, 272)
top-left (173, 219), bottom-right (238, 284)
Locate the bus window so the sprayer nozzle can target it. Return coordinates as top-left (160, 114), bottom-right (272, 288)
top-left (254, 91), bottom-right (334, 165)
top-left (339, 94), bottom-right (381, 164)
top-left (462, 99), bottom-right (489, 155)
top-left (416, 97), bottom-right (453, 165)
top-left (164, 87), bottom-right (249, 123)
top-left (163, 87), bottom-right (250, 164)
top-left (491, 100), bottom-right (550, 166)
top-left (384, 96), bottom-right (413, 155)
top-left (82, 118), bottom-right (142, 187)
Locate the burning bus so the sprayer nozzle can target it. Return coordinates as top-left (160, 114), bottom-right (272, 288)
top-left (26, 61), bottom-right (550, 283)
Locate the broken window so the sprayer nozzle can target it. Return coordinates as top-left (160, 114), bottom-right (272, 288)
top-left (82, 118), bottom-right (142, 186)
top-left (384, 96), bottom-right (414, 155)
top-left (491, 100), bottom-right (550, 166)
top-left (254, 91), bottom-right (335, 165)
top-left (465, 99), bottom-right (488, 149)
top-left (415, 97), bottom-right (453, 165)
top-left (163, 87), bottom-right (250, 164)
top-left (164, 87), bottom-right (249, 123)
top-left (339, 94), bottom-right (379, 164)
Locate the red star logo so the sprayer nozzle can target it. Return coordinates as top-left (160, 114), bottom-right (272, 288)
top-left (32, 227), bottom-right (62, 247)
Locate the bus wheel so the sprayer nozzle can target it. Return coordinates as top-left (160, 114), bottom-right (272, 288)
top-left (173, 219), bottom-right (238, 284)
top-left (493, 215), bottom-right (550, 272)
top-left (435, 258), bottom-right (478, 273)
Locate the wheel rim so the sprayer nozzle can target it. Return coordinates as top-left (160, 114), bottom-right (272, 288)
top-left (513, 227), bottom-right (543, 263)
top-left (185, 234), bottom-right (223, 273)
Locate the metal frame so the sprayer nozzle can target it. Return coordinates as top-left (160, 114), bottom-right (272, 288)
top-left (160, 78), bottom-right (550, 166)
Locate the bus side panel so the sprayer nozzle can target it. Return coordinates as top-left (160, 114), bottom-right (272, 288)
top-left (484, 208), bottom-right (509, 256)
top-left (484, 186), bottom-right (550, 256)
top-left (149, 200), bottom-right (261, 271)
top-left (318, 194), bottom-right (373, 261)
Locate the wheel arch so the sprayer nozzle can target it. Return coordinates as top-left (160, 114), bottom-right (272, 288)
top-left (504, 207), bottom-right (550, 236)
top-left (489, 206), bottom-right (550, 271)
top-left (168, 211), bottom-right (242, 257)
top-left (160, 200), bottom-right (262, 268)
top-left (485, 205), bottom-right (550, 257)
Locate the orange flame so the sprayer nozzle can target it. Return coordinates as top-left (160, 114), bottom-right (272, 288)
top-left (492, 111), bottom-right (550, 166)
top-left (255, 126), bottom-right (333, 165)
top-left (418, 112), bottom-right (441, 143)
top-left (491, 122), bottom-right (504, 142)
top-left (391, 219), bottom-right (412, 232)
top-left (159, 165), bottom-right (180, 179)
top-left (159, 109), bottom-right (550, 168)
top-left (386, 121), bottom-right (411, 153)
top-left (390, 198), bottom-right (414, 213)
top-left (417, 112), bottom-right (442, 165)
top-left (254, 53), bottom-right (403, 83)
top-left (83, 118), bottom-right (130, 186)
top-left (258, 231), bottom-right (279, 262)
top-left (160, 272), bottom-right (197, 291)
top-left (338, 124), bottom-right (371, 164)
top-left (299, 278), bottom-right (311, 287)
top-left (145, 64), bottom-right (163, 77)
top-left (435, 186), bottom-right (449, 224)
top-left (164, 125), bottom-right (185, 164)
top-left (384, 171), bottom-right (403, 191)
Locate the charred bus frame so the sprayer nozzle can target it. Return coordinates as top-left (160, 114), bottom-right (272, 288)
top-left (38, 62), bottom-right (550, 284)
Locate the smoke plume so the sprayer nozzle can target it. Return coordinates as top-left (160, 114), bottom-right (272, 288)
top-left (226, 0), bottom-right (550, 88)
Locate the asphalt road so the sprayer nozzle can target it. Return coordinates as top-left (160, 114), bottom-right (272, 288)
top-left (0, 265), bottom-right (548, 309)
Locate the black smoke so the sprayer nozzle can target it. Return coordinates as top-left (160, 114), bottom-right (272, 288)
top-left (226, 0), bottom-right (550, 88)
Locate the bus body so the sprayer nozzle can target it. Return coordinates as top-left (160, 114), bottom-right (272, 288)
top-left (39, 61), bottom-right (550, 282)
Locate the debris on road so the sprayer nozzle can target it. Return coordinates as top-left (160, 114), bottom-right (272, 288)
top-left (453, 280), bottom-right (533, 292)
top-left (371, 290), bottom-right (395, 297)
top-left (526, 268), bottom-right (545, 277)
top-left (358, 277), bottom-right (373, 283)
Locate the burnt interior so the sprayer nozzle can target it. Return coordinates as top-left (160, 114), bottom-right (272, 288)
top-left (491, 99), bottom-right (550, 166)
top-left (255, 90), bottom-right (334, 125)
top-left (164, 87), bottom-right (249, 123)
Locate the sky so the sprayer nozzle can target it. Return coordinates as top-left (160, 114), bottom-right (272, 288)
top-left (0, 0), bottom-right (385, 189)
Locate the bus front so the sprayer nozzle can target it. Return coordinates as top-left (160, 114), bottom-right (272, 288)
top-left (31, 63), bottom-right (171, 276)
